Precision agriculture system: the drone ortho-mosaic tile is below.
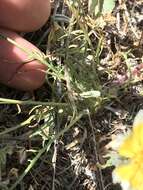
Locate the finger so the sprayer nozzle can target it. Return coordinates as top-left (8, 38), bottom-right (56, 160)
top-left (0, 0), bottom-right (51, 32)
top-left (0, 28), bottom-right (47, 91)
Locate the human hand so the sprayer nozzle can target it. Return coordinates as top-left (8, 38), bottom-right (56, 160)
top-left (0, 0), bottom-right (51, 91)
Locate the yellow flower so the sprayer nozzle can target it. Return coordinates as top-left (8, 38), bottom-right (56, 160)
top-left (112, 110), bottom-right (143, 190)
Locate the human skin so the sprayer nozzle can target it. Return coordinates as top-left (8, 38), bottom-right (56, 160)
top-left (0, 0), bottom-right (51, 91)
top-left (0, 0), bottom-right (51, 32)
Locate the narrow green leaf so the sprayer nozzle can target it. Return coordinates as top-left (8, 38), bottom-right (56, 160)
top-left (102, 0), bottom-right (115, 14)
top-left (80, 90), bottom-right (101, 98)
top-left (88, 0), bottom-right (115, 16)
top-left (88, 0), bottom-right (98, 14)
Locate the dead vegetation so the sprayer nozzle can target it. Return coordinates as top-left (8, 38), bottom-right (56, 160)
top-left (0, 0), bottom-right (143, 189)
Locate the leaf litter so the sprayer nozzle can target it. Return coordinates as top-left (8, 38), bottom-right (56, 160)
top-left (0, 0), bottom-right (143, 189)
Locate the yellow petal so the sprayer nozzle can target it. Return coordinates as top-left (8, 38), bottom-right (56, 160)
top-left (118, 133), bottom-right (139, 158)
top-left (114, 160), bottom-right (143, 190)
top-left (118, 110), bottom-right (143, 158)
top-left (133, 110), bottom-right (143, 147)
top-left (114, 162), bottom-right (138, 182)
top-left (131, 169), bottom-right (143, 190)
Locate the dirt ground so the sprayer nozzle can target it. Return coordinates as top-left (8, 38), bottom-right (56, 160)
top-left (0, 0), bottom-right (143, 189)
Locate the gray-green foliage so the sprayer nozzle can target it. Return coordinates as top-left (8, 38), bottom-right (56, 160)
top-left (88, 0), bottom-right (115, 16)
top-left (0, 145), bottom-right (13, 171)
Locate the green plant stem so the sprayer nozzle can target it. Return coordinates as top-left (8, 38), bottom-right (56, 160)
top-left (10, 110), bottom-right (86, 190)
top-left (0, 98), bottom-right (67, 107)
top-left (0, 115), bottom-right (35, 136)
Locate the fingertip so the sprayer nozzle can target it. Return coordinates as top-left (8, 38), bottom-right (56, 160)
top-left (7, 67), bottom-right (47, 91)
